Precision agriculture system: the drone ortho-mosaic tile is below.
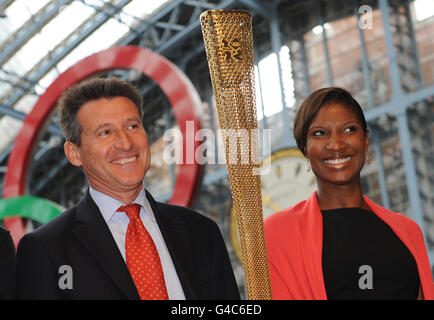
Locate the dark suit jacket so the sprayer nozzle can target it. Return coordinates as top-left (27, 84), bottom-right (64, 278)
top-left (16, 190), bottom-right (240, 300)
top-left (0, 226), bottom-right (15, 299)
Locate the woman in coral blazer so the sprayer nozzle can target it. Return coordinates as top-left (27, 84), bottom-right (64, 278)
top-left (265, 87), bottom-right (434, 300)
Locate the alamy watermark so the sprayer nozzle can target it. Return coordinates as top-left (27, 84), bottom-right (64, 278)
top-left (359, 5), bottom-right (374, 29)
top-left (358, 264), bottom-right (373, 290)
top-left (163, 121), bottom-right (272, 175)
top-left (58, 265), bottom-right (73, 290)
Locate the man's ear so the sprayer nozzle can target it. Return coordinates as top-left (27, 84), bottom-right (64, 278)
top-left (64, 141), bottom-right (82, 167)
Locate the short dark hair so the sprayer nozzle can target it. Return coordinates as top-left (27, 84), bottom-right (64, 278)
top-left (58, 77), bottom-right (143, 146)
top-left (293, 87), bottom-right (368, 156)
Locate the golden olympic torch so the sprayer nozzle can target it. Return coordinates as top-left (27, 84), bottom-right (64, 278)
top-left (200, 10), bottom-right (272, 300)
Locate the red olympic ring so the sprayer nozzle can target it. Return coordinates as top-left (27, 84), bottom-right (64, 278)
top-left (4, 45), bottom-right (202, 245)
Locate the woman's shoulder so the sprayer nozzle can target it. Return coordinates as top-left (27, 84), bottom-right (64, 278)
top-left (264, 200), bottom-right (308, 230)
top-left (365, 197), bottom-right (422, 233)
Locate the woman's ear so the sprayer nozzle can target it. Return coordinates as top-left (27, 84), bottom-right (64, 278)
top-left (64, 141), bottom-right (82, 167)
top-left (365, 129), bottom-right (370, 151)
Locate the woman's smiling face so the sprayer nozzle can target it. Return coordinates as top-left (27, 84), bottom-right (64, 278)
top-left (305, 102), bottom-right (369, 188)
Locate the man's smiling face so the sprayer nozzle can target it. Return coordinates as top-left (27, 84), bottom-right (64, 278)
top-left (64, 96), bottom-right (150, 199)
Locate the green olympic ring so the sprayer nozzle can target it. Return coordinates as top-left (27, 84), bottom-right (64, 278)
top-left (0, 196), bottom-right (64, 225)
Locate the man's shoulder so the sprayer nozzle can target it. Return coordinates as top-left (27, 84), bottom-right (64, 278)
top-left (0, 225), bottom-right (12, 238)
top-left (18, 202), bottom-right (79, 246)
top-left (0, 225), bottom-right (14, 251)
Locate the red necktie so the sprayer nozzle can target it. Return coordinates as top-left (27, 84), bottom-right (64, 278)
top-left (117, 203), bottom-right (169, 300)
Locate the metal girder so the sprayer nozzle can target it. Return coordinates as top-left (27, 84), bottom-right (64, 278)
top-left (354, 0), bottom-right (374, 110)
top-left (0, 102), bottom-right (27, 121)
top-left (0, 101), bottom-right (63, 175)
top-left (389, 0), bottom-right (424, 91)
top-left (156, 0), bottom-right (241, 54)
top-left (118, 0), bottom-right (240, 53)
top-left (31, 156), bottom-right (69, 195)
top-left (0, 0), bottom-right (13, 9)
top-left (0, 0), bottom-right (73, 67)
top-left (316, 0), bottom-right (333, 86)
top-left (2, 0), bottom-right (272, 107)
top-left (118, 0), bottom-right (272, 56)
top-left (0, 144), bottom-right (12, 164)
top-left (0, 102), bottom-right (63, 136)
top-left (377, 0), bottom-right (427, 251)
top-left (117, 0), bottom-right (191, 46)
top-left (237, 0), bottom-right (272, 19)
top-left (2, 0), bottom-right (132, 107)
top-left (0, 0), bottom-right (13, 17)
top-left (160, 5), bottom-right (181, 42)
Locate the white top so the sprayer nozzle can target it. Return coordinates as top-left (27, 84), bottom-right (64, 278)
top-left (89, 187), bottom-right (186, 300)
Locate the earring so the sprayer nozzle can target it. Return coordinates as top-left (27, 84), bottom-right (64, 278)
top-left (365, 153), bottom-right (370, 165)
top-left (307, 159), bottom-right (311, 172)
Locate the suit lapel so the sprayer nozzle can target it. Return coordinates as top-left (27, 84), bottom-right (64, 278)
top-left (72, 191), bottom-right (139, 300)
top-left (146, 191), bottom-right (198, 299)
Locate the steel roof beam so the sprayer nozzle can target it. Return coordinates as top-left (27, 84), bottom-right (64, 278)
top-left (155, 0), bottom-right (237, 54)
top-left (0, 0), bottom-right (14, 16)
top-left (0, 0), bottom-right (131, 169)
top-left (3, 0), bottom-right (268, 107)
top-left (119, 0), bottom-right (272, 57)
top-left (237, 0), bottom-right (272, 19)
top-left (31, 156), bottom-right (69, 196)
top-left (3, 0), bottom-right (132, 107)
top-left (118, 0), bottom-right (238, 50)
top-left (0, 102), bottom-right (63, 136)
top-left (0, 0), bottom-right (73, 67)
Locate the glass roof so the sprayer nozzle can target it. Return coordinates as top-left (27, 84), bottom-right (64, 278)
top-left (0, 0), bottom-right (432, 113)
top-left (0, 0), bottom-right (170, 100)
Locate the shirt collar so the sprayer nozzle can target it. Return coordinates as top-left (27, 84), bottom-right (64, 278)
top-left (89, 187), bottom-right (156, 223)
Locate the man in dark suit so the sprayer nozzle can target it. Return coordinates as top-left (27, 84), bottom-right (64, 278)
top-left (0, 226), bottom-right (15, 299)
top-left (16, 77), bottom-right (240, 300)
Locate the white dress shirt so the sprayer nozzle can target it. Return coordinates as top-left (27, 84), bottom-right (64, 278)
top-left (89, 187), bottom-right (185, 300)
